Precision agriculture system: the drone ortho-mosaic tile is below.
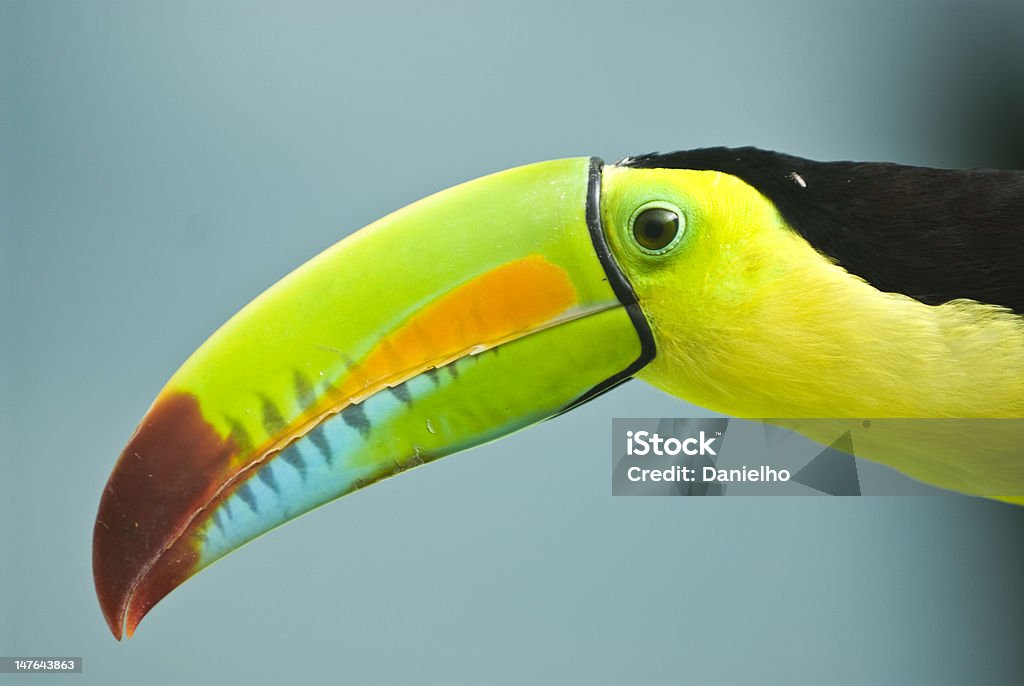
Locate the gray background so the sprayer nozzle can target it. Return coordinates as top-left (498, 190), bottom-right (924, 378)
top-left (3, 1), bottom-right (1024, 684)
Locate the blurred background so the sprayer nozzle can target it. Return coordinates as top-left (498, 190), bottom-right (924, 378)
top-left (2, 1), bottom-right (1024, 684)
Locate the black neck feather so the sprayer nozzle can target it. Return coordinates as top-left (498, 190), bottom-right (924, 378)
top-left (620, 147), bottom-right (1024, 315)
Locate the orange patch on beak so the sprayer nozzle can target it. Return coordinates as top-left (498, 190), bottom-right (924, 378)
top-left (332, 255), bottom-right (578, 402)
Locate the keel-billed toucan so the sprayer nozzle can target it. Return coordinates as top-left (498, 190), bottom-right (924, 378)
top-left (94, 148), bottom-right (1024, 638)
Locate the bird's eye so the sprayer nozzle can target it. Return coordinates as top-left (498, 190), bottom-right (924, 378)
top-left (630, 205), bottom-right (684, 254)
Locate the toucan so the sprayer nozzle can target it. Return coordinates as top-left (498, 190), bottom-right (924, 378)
top-left (94, 148), bottom-right (1024, 639)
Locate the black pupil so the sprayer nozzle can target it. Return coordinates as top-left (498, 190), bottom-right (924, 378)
top-left (633, 207), bottom-right (679, 251)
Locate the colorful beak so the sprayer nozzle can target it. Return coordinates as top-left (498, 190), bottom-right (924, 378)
top-left (93, 157), bottom-right (653, 639)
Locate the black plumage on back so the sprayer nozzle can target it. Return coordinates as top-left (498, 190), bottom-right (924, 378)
top-left (620, 147), bottom-right (1024, 315)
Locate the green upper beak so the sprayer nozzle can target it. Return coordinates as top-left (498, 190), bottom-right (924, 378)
top-left (93, 157), bottom-right (654, 638)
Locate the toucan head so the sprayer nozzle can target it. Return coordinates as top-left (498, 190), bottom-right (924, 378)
top-left (600, 161), bottom-right (843, 417)
top-left (93, 150), bottom-right (1024, 638)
